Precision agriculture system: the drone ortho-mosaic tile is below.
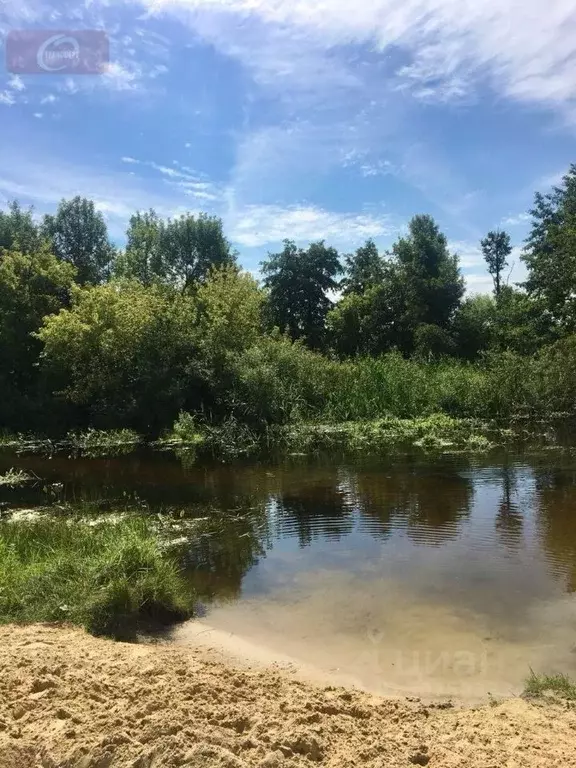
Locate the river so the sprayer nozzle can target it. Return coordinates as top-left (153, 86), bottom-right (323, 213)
top-left (2, 445), bottom-right (576, 701)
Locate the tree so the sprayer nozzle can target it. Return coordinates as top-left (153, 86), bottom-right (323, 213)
top-left (159, 213), bottom-right (235, 290)
top-left (328, 266), bottom-right (410, 357)
top-left (452, 295), bottom-right (496, 360)
top-left (0, 200), bottom-right (43, 254)
top-left (481, 230), bottom-right (511, 297)
top-left (114, 209), bottom-right (164, 285)
top-left (262, 239), bottom-right (342, 350)
top-left (0, 246), bottom-right (75, 428)
top-left (42, 196), bottom-right (115, 285)
top-left (492, 286), bottom-right (553, 355)
top-left (523, 164), bottom-right (576, 331)
top-left (341, 239), bottom-right (384, 295)
top-left (392, 215), bottom-right (464, 350)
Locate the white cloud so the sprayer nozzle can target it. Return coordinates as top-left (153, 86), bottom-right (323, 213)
top-left (0, 91), bottom-right (16, 107)
top-left (141, 0), bottom-right (576, 115)
top-left (8, 75), bottom-right (25, 92)
top-left (101, 62), bottom-right (141, 92)
top-left (33, 112), bottom-right (43, 119)
top-left (40, 94), bottom-right (58, 105)
top-left (228, 204), bottom-right (396, 248)
top-left (501, 213), bottom-right (530, 226)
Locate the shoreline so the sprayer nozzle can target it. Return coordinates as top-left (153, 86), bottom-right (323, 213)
top-left (1, 623), bottom-right (575, 767)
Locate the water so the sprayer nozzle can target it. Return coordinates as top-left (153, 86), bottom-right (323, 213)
top-left (2, 446), bottom-right (576, 700)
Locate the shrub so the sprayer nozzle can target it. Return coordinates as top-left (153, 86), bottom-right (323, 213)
top-left (228, 335), bottom-right (340, 425)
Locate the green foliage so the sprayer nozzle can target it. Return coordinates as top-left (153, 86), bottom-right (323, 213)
top-left (37, 280), bottom-right (200, 431)
top-left (169, 411), bottom-right (204, 444)
top-left (393, 214), bottom-right (464, 340)
top-left (481, 230), bottom-right (511, 296)
top-left (114, 209), bottom-right (164, 285)
top-left (194, 266), bottom-right (264, 363)
top-left (0, 201), bottom-right (43, 254)
top-left (452, 295), bottom-right (496, 360)
top-left (262, 239), bottom-right (342, 350)
top-left (226, 335), bottom-right (340, 425)
top-left (42, 196), bottom-right (115, 285)
top-left (0, 246), bottom-right (75, 429)
top-left (0, 518), bottom-right (192, 639)
top-left (341, 239), bottom-right (384, 295)
top-left (327, 274), bottom-right (410, 357)
top-left (159, 212), bottom-right (235, 290)
top-left (523, 164), bottom-right (576, 330)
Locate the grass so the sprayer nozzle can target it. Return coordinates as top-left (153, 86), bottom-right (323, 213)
top-left (524, 672), bottom-right (576, 700)
top-left (67, 428), bottom-right (141, 449)
top-left (0, 468), bottom-right (33, 487)
top-left (0, 517), bottom-right (193, 640)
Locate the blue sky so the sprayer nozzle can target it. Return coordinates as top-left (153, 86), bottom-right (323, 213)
top-left (1, 0), bottom-right (576, 293)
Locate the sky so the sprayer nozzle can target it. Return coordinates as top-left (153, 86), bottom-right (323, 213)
top-left (1, 1), bottom-right (576, 294)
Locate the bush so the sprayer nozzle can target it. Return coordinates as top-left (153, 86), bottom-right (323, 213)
top-left (0, 518), bottom-right (192, 639)
top-left (227, 335), bottom-right (340, 425)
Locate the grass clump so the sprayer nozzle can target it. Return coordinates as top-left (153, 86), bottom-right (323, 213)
top-left (524, 672), bottom-right (576, 700)
top-left (0, 468), bottom-right (32, 487)
top-left (0, 518), bottom-right (192, 639)
top-left (66, 428), bottom-right (141, 457)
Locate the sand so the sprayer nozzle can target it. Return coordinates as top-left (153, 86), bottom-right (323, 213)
top-left (1, 624), bottom-right (575, 768)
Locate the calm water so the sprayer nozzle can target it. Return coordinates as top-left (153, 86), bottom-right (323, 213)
top-left (2, 446), bottom-right (576, 699)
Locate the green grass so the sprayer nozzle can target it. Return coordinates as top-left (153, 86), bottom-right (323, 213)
top-left (0, 517), bottom-right (193, 640)
top-left (524, 672), bottom-right (576, 700)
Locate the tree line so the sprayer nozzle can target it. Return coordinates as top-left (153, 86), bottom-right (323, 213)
top-left (1, 164), bottom-right (576, 434)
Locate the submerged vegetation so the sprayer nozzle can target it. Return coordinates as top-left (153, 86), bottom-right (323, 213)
top-left (0, 518), bottom-right (192, 639)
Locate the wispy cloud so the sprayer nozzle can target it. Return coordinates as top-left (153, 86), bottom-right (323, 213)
top-left (142, 0), bottom-right (576, 116)
top-left (228, 204), bottom-right (396, 248)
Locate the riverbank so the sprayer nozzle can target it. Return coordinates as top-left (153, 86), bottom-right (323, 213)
top-left (1, 624), bottom-right (575, 768)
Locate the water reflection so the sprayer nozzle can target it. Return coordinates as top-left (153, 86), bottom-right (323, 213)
top-left (2, 448), bottom-right (576, 605)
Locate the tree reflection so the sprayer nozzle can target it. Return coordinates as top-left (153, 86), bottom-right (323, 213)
top-left (349, 458), bottom-right (473, 545)
top-left (494, 463), bottom-right (524, 550)
top-left (532, 463), bottom-right (576, 592)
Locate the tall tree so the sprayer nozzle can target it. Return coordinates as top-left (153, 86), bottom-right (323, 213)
top-left (523, 164), bottom-right (576, 331)
top-left (481, 230), bottom-right (511, 297)
top-left (0, 200), bottom-right (43, 254)
top-left (341, 238), bottom-right (384, 295)
top-left (159, 213), bottom-right (235, 290)
top-left (262, 239), bottom-right (342, 350)
top-left (328, 264), bottom-right (410, 357)
top-left (115, 209), bottom-right (164, 285)
top-left (42, 196), bottom-right (115, 285)
top-left (392, 214), bottom-right (464, 349)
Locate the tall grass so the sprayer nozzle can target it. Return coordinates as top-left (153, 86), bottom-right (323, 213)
top-left (0, 518), bottom-right (192, 639)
